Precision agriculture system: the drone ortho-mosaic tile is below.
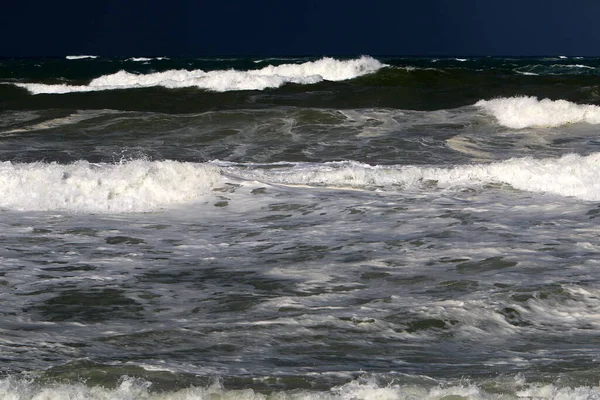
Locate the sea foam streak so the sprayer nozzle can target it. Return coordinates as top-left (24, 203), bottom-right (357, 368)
top-left (15, 56), bottom-right (384, 94)
top-left (476, 96), bottom-right (600, 129)
top-left (222, 152), bottom-right (600, 201)
top-left (0, 160), bottom-right (221, 213)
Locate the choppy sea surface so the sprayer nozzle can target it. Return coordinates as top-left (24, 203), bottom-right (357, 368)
top-left (2, 55), bottom-right (600, 399)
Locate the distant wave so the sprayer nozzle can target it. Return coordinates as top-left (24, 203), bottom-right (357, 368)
top-left (476, 96), bottom-right (600, 129)
top-left (514, 63), bottom-right (598, 76)
top-left (127, 57), bottom-right (169, 62)
top-left (15, 56), bottom-right (384, 94)
top-left (65, 55), bottom-right (98, 60)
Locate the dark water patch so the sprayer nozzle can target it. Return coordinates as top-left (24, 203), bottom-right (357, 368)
top-left (427, 280), bottom-right (480, 298)
top-left (456, 256), bottom-right (518, 273)
top-left (32, 289), bottom-right (143, 322)
top-left (142, 224), bottom-right (171, 230)
top-left (191, 293), bottom-right (266, 314)
top-left (42, 264), bottom-right (97, 272)
top-left (63, 227), bottom-right (99, 236)
top-left (244, 277), bottom-right (289, 291)
top-left (139, 270), bottom-right (194, 284)
top-left (388, 275), bottom-right (434, 286)
top-left (32, 228), bottom-right (52, 234)
top-left (105, 236), bottom-right (146, 245)
top-left (265, 244), bottom-right (331, 263)
top-left (339, 252), bottom-right (370, 263)
top-left (98, 329), bottom-right (200, 352)
top-left (359, 270), bottom-right (392, 280)
top-left (498, 307), bottom-right (530, 327)
top-left (268, 203), bottom-right (318, 214)
top-left (405, 318), bottom-right (457, 333)
top-left (37, 360), bottom-right (212, 392)
top-left (586, 205), bottom-right (600, 219)
top-left (254, 214), bottom-right (292, 222)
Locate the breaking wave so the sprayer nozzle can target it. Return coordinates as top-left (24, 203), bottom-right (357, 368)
top-left (0, 160), bottom-right (221, 213)
top-left (476, 96), bottom-right (600, 129)
top-left (65, 55), bottom-right (99, 60)
top-left (3, 152), bottom-right (599, 213)
top-left (221, 152), bottom-right (600, 201)
top-left (1, 375), bottom-right (600, 400)
top-left (15, 56), bottom-right (384, 94)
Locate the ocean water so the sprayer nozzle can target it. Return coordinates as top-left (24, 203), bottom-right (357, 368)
top-left (2, 55), bottom-right (600, 399)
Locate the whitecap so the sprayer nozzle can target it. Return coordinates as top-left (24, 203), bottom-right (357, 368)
top-left (0, 160), bottom-right (222, 213)
top-left (16, 56), bottom-right (385, 94)
top-left (65, 55), bottom-right (98, 60)
top-left (476, 96), bottom-right (600, 129)
top-left (220, 152), bottom-right (600, 201)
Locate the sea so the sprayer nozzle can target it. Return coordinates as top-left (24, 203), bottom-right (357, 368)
top-left (1, 54), bottom-right (600, 399)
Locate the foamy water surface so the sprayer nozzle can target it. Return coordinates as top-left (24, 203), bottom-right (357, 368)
top-left (3, 56), bottom-right (600, 398)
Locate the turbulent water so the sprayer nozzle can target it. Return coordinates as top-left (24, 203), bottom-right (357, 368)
top-left (2, 55), bottom-right (600, 399)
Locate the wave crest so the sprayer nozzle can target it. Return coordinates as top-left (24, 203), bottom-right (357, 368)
top-left (222, 152), bottom-right (600, 201)
top-left (15, 56), bottom-right (384, 94)
top-left (476, 96), bottom-right (600, 129)
top-left (0, 160), bottom-right (221, 213)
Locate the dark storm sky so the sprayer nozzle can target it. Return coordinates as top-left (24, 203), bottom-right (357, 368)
top-left (3, 0), bottom-right (600, 57)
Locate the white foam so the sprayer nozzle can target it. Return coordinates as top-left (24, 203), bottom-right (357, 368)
top-left (221, 152), bottom-right (600, 201)
top-left (0, 160), bottom-right (221, 213)
top-left (516, 71), bottom-right (539, 76)
top-left (15, 56), bottom-right (384, 94)
top-left (476, 96), bottom-right (600, 129)
top-left (127, 57), bottom-right (168, 62)
top-left (1, 375), bottom-right (599, 399)
top-left (65, 55), bottom-right (98, 60)
top-left (5, 152), bottom-right (598, 213)
top-left (517, 285), bottom-right (600, 331)
top-left (562, 64), bottom-right (595, 69)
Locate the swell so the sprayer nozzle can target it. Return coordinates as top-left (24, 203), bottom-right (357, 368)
top-left (11, 56), bottom-right (384, 94)
top-left (4, 67), bottom-right (600, 113)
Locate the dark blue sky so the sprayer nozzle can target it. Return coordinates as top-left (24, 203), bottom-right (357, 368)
top-left (3, 0), bottom-right (600, 57)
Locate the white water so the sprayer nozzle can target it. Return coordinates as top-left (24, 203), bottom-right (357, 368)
top-left (476, 96), bottom-right (600, 129)
top-left (2, 375), bottom-right (600, 400)
top-left (15, 56), bottom-right (384, 94)
top-left (65, 55), bottom-right (99, 60)
top-left (127, 57), bottom-right (169, 62)
top-left (2, 152), bottom-right (599, 213)
top-left (220, 152), bottom-right (600, 201)
top-left (0, 160), bottom-right (221, 213)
